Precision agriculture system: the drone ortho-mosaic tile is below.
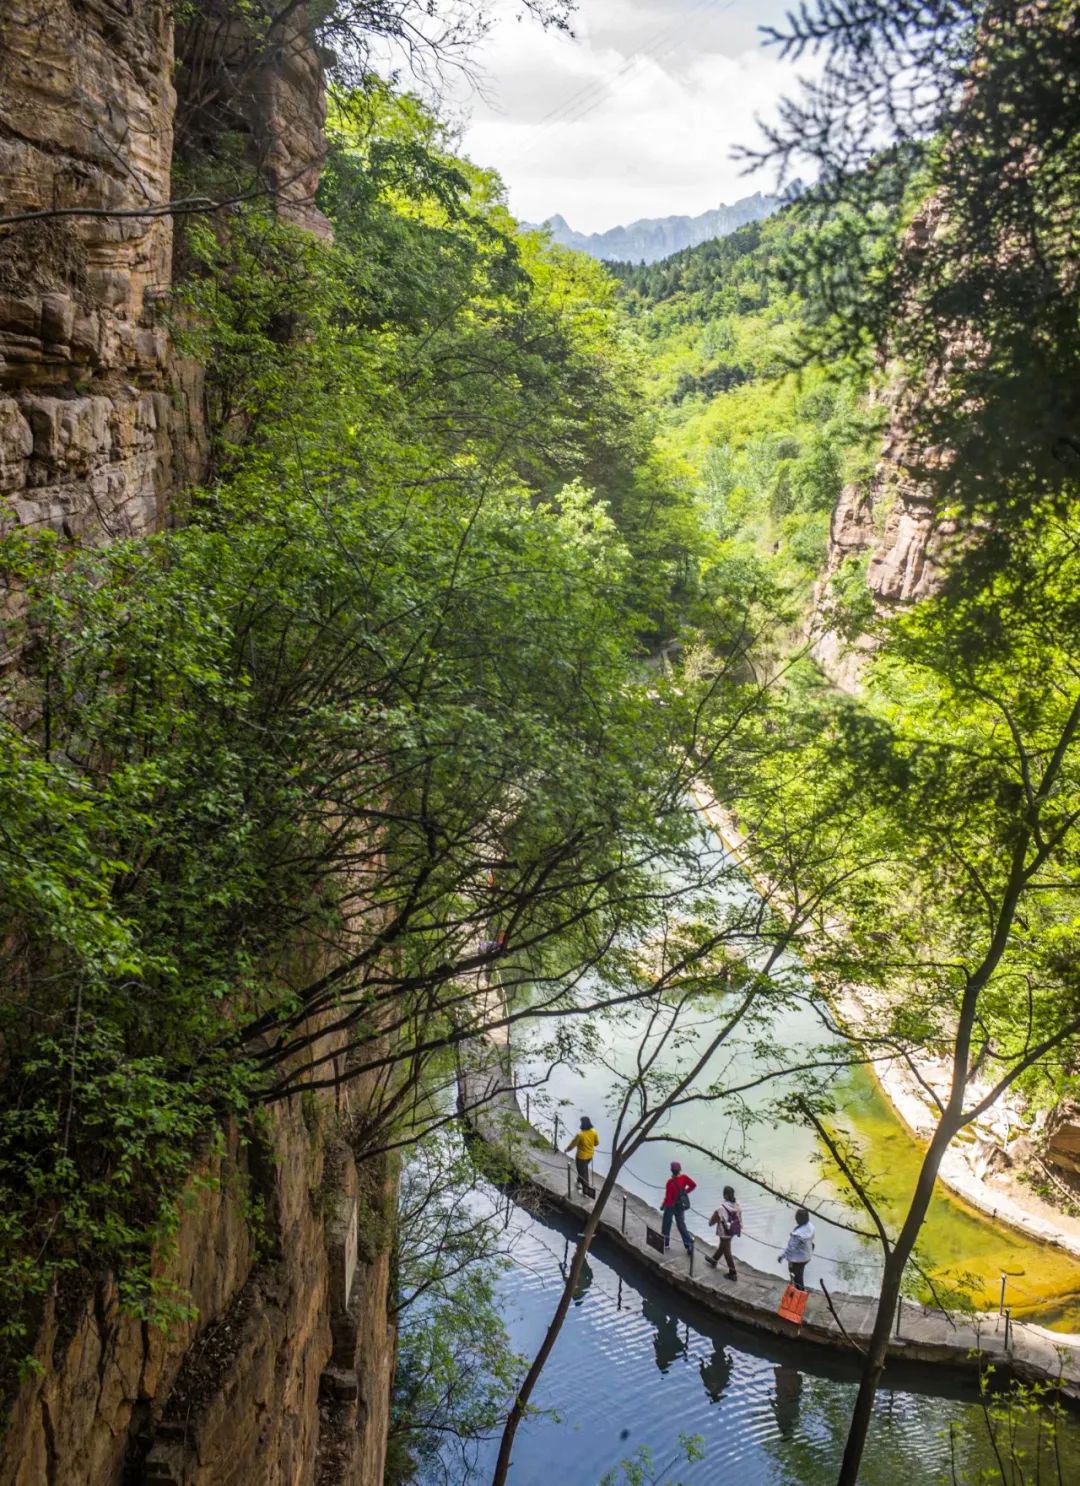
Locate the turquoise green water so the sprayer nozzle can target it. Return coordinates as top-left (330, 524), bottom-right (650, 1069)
top-left (463, 816), bottom-right (1080, 1485)
top-left (837, 1065), bottom-right (1080, 1327)
top-left (527, 996), bottom-right (1080, 1328)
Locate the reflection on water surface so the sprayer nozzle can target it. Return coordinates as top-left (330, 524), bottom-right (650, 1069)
top-left (529, 1016), bottom-right (1080, 1330)
top-left (439, 1202), bottom-right (1080, 1485)
top-left (522, 815), bottom-right (1080, 1330)
top-left (837, 1066), bottom-right (1080, 1327)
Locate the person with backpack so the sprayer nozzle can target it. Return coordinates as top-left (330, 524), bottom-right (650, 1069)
top-left (564, 1116), bottom-right (599, 1194)
top-left (779, 1207), bottom-right (816, 1291)
top-left (705, 1184), bottom-right (742, 1279)
top-left (660, 1160), bottom-right (696, 1256)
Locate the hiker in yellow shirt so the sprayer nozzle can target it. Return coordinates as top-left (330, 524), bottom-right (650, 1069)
top-left (565, 1116), bottom-right (600, 1193)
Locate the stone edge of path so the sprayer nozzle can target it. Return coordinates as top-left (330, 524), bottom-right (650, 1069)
top-left (691, 785), bottom-right (1080, 1264)
top-left (458, 1038), bottom-right (1080, 1407)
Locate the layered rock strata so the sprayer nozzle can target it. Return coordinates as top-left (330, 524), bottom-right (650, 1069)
top-left (0, 0), bottom-right (330, 552)
top-left (0, 1106), bottom-right (395, 1486)
top-left (808, 211), bottom-right (955, 692)
top-left (1, 5), bottom-right (395, 1482)
top-left (0, 0), bottom-right (198, 545)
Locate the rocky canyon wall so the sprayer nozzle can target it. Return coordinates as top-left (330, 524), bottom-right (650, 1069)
top-left (808, 211), bottom-right (953, 692)
top-left (0, 1100), bottom-right (395, 1486)
top-left (0, 0), bottom-right (330, 554)
top-left (1, 5), bottom-right (395, 1482)
top-left (0, 0), bottom-right (198, 546)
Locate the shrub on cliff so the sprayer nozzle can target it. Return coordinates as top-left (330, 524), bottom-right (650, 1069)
top-left (0, 83), bottom-right (750, 1382)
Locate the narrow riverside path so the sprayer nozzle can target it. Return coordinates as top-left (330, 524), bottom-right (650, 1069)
top-left (458, 1032), bottom-right (1080, 1404)
top-left (691, 783), bottom-right (1080, 1263)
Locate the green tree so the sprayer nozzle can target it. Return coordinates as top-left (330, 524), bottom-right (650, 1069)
top-left (0, 81), bottom-right (743, 1386)
top-left (739, 6), bottom-right (1080, 1478)
top-left (386, 1133), bottom-right (523, 1485)
top-left (715, 507), bottom-right (1080, 1484)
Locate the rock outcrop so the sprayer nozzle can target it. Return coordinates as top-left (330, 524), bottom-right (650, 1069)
top-left (0, 0), bottom-right (196, 544)
top-left (809, 211), bottom-right (954, 691)
top-left (0, 0), bottom-right (330, 551)
top-left (0, 1106), bottom-right (395, 1486)
top-left (174, 2), bottom-right (332, 244)
top-left (809, 430), bottom-right (952, 691)
top-left (1046, 1102), bottom-right (1080, 1178)
top-left (0, 6), bottom-right (394, 1482)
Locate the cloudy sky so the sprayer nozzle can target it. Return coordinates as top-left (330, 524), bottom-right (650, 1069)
top-left (452, 0), bottom-right (802, 233)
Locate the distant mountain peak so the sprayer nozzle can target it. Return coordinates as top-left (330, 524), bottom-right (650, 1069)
top-left (537, 192), bottom-right (784, 265)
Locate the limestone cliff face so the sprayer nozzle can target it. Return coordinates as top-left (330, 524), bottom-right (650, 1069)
top-left (809, 212), bottom-right (952, 691)
top-left (0, 1105), bottom-right (395, 1486)
top-left (175, 2), bottom-right (332, 244)
top-left (810, 405), bottom-right (951, 691)
top-left (0, 6), bottom-right (394, 1483)
top-left (0, 0), bottom-right (329, 548)
top-left (0, 0), bottom-right (200, 543)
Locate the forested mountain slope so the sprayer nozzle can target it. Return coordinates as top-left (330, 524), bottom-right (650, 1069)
top-left (604, 27), bottom-right (1080, 1176)
top-left (0, 29), bottom-right (716, 1483)
top-left (610, 216), bottom-right (879, 649)
top-left (2, 4), bottom-right (1079, 1484)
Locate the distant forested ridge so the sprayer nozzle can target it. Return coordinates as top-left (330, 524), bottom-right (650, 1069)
top-left (538, 190), bottom-right (784, 264)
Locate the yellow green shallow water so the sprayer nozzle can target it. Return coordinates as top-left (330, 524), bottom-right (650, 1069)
top-left (837, 1066), bottom-right (1080, 1331)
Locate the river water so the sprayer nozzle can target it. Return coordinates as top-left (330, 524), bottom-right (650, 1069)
top-left (522, 998), bottom-right (1080, 1328)
top-left (517, 812), bottom-right (1080, 1328)
top-left (440, 1199), bottom-right (1080, 1485)
top-left (435, 814), bottom-right (1080, 1482)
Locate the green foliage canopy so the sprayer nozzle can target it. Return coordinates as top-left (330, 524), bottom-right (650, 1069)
top-left (0, 83), bottom-right (737, 1382)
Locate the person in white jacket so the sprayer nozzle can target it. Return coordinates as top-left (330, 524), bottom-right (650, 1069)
top-left (779, 1207), bottom-right (815, 1291)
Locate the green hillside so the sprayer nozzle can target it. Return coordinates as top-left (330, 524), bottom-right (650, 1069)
top-left (610, 216), bottom-right (881, 614)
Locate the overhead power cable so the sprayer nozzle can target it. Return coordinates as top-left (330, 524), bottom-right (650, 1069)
top-left (531, 0), bottom-right (721, 134)
top-left (511, 0), bottom-right (738, 168)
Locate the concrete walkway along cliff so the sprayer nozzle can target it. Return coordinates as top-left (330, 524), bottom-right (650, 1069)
top-left (458, 1031), bottom-right (1080, 1405)
top-left (690, 786), bottom-right (1080, 1264)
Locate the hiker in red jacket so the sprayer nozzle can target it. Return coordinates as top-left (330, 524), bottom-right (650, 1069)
top-left (660, 1161), bottom-right (696, 1256)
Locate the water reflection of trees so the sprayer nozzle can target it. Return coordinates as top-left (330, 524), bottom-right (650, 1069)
top-left (635, 1295), bottom-right (1080, 1482)
top-left (760, 1372), bottom-right (1080, 1485)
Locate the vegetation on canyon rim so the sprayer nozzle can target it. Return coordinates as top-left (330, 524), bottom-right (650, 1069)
top-left (2, 1), bottom-right (1080, 1483)
top-left (0, 71), bottom-right (752, 1382)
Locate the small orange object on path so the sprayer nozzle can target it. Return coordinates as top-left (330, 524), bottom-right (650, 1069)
top-left (778, 1284), bottom-right (808, 1326)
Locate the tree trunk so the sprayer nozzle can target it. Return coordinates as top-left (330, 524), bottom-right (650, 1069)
top-left (490, 1172), bottom-right (615, 1486)
top-left (837, 843), bottom-right (1034, 1484)
top-left (836, 1121), bottom-right (956, 1485)
top-left (836, 1248), bottom-right (905, 1485)
top-left (489, 979), bottom-right (767, 1483)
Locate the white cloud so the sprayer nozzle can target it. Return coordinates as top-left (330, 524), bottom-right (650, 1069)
top-left (452, 0), bottom-right (802, 232)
